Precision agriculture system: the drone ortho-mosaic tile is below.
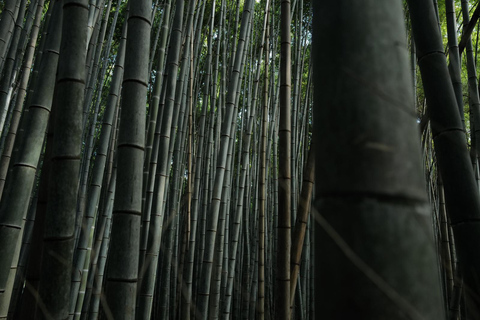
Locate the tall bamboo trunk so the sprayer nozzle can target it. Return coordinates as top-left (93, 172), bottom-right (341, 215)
top-left (69, 4), bottom-right (124, 316)
top-left (408, 0), bottom-right (480, 316)
top-left (0, 0), bottom-right (19, 73)
top-left (196, 1), bottom-right (254, 318)
top-left (0, 0), bottom-right (45, 198)
top-left (136, 0), bottom-right (184, 318)
top-left (313, 0), bottom-right (444, 318)
top-left (257, 5), bottom-right (269, 318)
top-left (446, 0), bottom-right (465, 128)
top-left (0, 0), bottom-right (62, 296)
top-left (461, 0), bottom-right (480, 166)
top-left (276, 0), bottom-right (291, 318)
top-left (35, 1), bottom-right (88, 317)
top-left (103, 0), bottom-right (151, 318)
top-left (0, 0), bottom-right (28, 138)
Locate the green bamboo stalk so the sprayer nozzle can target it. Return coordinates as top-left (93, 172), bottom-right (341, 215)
top-left (461, 0), bottom-right (480, 163)
top-left (81, 48), bottom-right (97, 127)
top-left (156, 31), bottom-right (191, 318)
top-left (210, 6), bottom-right (253, 317)
top-left (6, 178), bottom-right (39, 319)
top-left (438, 176), bottom-right (454, 316)
top-left (180, 0), bottom-right (220, 315)
top-left (16, 120), bottom-right (51, 320)
top-left (0, 0), bottom-right (19, 73)
top-left (79, 22), bottom-right (125, 319)
top-left (14, 1), bottom-right (54, 157)
top-left (169, 71), bottom-right (191, 318)
top-left (103, 0), bottom-right (151, 317)
top-left (6, 138), bottom-right (46, 319)
top-left (0, 0), bottom-right (38, 163)
top-left (249, 116), bottom-right (261, 320)
top-left (446, 0), bottom-right (464, 128)
top-left (206, 3), bottom-right (228, 318)
top-left (208, 104), bottom-right (236, 319)
top-left (313, 0), bottom-right (445, 318)
top-left (179, 34), bottom-right (194, 316)
top-left (272, 91), bottom-right (279, 317)
top-left (295, 65), bottom-right (312, 162)
top-left (86, 0), bottom-right (102, 46)
top-left (432, 0), bottom-right (441, 31)
top-left (276, 0), bottom-right (291, 318)
top-left (157, 14), bottom-right (194, 317)
top-left (290, 0), bottom-right (302, 231)
top-left (194, 67), bottom-right (213, 320)
top-left (257, 5), bottom-right (269, 318)
top-left (142, 0), bottom-right (171, 219)
top-left (139, 71), bottom-right (169, 272)
top-left (0, 0), bottom-right (62, 295)
top-left (69, 4), bottom-right (124, 316)
top-left (192, 0), bottom-right (206, 80)
top-left (35, 1), bottom-right (89, 318)
top-left (74, 0), bottom-right (114, 245)
top-left (7, 0), bottom-right (38, 86)
top-left (233, 224), bottom-right (243, 317)
top-left (301, 208), bottom-right (311, 318)
top-left (80, 0), bottom-right (104, 137)
top-left (82, 2), bottom-right (104, 108)
top-left (71, 219), bottom-right (93, 320)
top-left (409, 0), bottom-right (480, 316)
top-left (147, 16), bottom-right (161, 76)
top-left (0, 0), bottom-right (28, 138)
top-left (81, 110), bottom-right (119, 320)
top-left (458, 1), bottom-right (480, 54)
top-left (240, 47), bottom-right (254, 320)
top-left (228, 0), bottom-right (240, 83)
top-left (0, 0), bottom-right (44, 199)
top-left (0, 10), bottom-right (34, 302)
top-left (89, 166), bottom-right (117, 320)
top-left (7, 10), bottom-right (54, 306)
top-left (135, 1), bottom-right (184, 318)
top-left (139, 0), bottom-right (175, 271)
top-left (88, 102), bottom-right (120, 320)
top-left (220, 3), bottom-right (265, 315)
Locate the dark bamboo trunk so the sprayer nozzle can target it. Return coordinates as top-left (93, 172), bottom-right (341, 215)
top-left (312, 1), bottom-right (445, 318)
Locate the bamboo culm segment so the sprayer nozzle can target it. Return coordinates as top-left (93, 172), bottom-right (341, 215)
top-left (36, 1), bottom-right (89, 318)
top-left (104, 1), bottom-right (151, 318)
top-left (313, 1), bottom-right (444, 318)
top-left (408, 0), bottom-right (480, 317)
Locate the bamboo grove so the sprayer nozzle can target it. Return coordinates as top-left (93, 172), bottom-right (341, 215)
top-left (0, 0), bottom-right (479, 319)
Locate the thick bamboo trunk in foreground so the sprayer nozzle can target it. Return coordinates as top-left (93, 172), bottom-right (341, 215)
top-left (313, 1), bottom-right (444, 319)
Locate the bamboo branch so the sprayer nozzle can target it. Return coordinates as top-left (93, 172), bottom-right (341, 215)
top-left (459, 1), bottom-right (480, 54)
